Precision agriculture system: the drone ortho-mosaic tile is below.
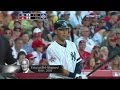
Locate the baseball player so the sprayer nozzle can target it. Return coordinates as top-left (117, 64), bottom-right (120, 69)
top-left (46, 20), bottom-right (87, 79)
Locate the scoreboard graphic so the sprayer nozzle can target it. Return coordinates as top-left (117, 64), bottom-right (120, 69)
top-left (18, 12), bottom-right (47, 20)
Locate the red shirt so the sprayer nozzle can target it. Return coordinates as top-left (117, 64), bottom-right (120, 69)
top-left (79, 51), bottom-right (91, 62)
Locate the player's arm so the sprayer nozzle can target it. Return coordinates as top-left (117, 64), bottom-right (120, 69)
top-left (61, 52), bottom-right (83, 78)
top-left (63, 59), bottom-right (83, 78)
top-left (73, 45), bottom-right (87, 79)
top-left (46, 47), bottom-right (61, 65)
top-left (61, 60), bottom-right (83, 78)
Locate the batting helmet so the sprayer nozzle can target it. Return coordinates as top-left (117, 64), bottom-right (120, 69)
top-left (54, 20), bottom-right (69, 30)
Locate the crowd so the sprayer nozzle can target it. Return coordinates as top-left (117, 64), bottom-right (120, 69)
top-left (0, 11), bottom-right (120, 73)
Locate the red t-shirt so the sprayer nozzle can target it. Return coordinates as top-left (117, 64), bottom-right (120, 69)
top-left (79, 51), bottom-right (91, 63)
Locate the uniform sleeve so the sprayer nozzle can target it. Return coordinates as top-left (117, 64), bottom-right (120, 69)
top-left (73, 43), bottom-right (83, 74)
top-left (46, 47), bottom-right (61, 65)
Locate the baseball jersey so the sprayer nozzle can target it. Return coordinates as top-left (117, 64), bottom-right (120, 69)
top-left (46, 40), bottom-right (81, 79)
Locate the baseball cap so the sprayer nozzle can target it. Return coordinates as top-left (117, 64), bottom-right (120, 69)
top-left (79, 40), bottom-right (86, 45)
top-left (32, 39), bottom-right (45, 49)
top-left (54, 20), bottom-right (69, 30)
top-left (101, 16), bottom-right (110, 22)
top-left (26, 54), bottom-right (36, 60)
top-left (33, 28), bottom-right (42, 33)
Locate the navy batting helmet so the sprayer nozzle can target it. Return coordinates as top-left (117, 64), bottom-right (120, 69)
top-left (54, 20), bottom-right (69, 30)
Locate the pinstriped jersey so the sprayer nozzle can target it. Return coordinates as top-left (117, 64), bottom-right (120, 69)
top-left (46, 40), bottom-right (81, 79)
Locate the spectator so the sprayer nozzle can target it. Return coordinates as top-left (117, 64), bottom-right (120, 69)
top-left (37, 20), bottom-right (44, 32)
top-left (16, 51), bottom-right (27, 65)
top-left (26, 53), bottom-right (36, 66)
top-left (84, 58), bottom-right (96, 70)
top-left (78, 40), bottom-right (91, 64)
top-left (94, 59), bottom-right (105, 70)
top-left (76, 26), bottom-right (96, 53)
top-left (8, 11), bottom-right (20, 30)
top-left (43, 20), bottom-right (53, 42)
top-left (60, 11), bottom-right (71, 25)
top-left (37, 20), bottom-right (53, 42)
top-left (105, 12), bottom-right (118, 29)
top-left (0, 11), bottom-right (12, 26)
top-left (29, 27), bottom-right (47, 45)
top-left (69, 25), bottom-right (80, 42)
top-left (21, 32), bottom-right (33, 54)
top-left (91, 45), bottom-right (101, 62)
top-left (46, 11), bottom-right (58, 24)
top-left (12, 27), bottom-right (22, 40)
top-left (99, 11), bottom-right (106, 18)
top-left (8, 37), bottom-right (14, 47)
top-left (31, 39), bottom-right (45, 65)
top-left (70, 11), bottom-right (82, 28)
top-left (100, 46), bottom-right (109, 61)
top-left (14, 20), bottom-right (21, 29)
top-left (11, 38), bottom-right (26, 59)
top-left (0, 26), bottom-right (8, 35)
top-left (100, 31), bottom-right (114, 47)
top-left (31, 20), bottom-right (38, 28)
top-left (81, 16), bottom-right (91, 27)
top-left (106, 32), bottom-right (120, 60)
top-left (109, 55), bottom-right (120, 70)
top-left (48, 18), bottom-right (54, 32)
top-left (92, 28), bottom-right (110, 45)
top-left (3, 28), bottom-right (13, 39)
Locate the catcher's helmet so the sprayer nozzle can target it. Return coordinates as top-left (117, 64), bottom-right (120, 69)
top-left (54, 20), bottom-right (69, 30)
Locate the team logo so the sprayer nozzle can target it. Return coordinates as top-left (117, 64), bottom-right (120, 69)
top-left (49, 57), bottom-right (56, 62)
top-left (71, 52), bottom-right (76, 61)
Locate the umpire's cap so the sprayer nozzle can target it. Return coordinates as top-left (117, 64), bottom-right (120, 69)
top-left (54, 20), bottom-right (69, 30)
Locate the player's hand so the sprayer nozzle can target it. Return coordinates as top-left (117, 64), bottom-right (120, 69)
top-left (62, 68), bottom-right (69, 76)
